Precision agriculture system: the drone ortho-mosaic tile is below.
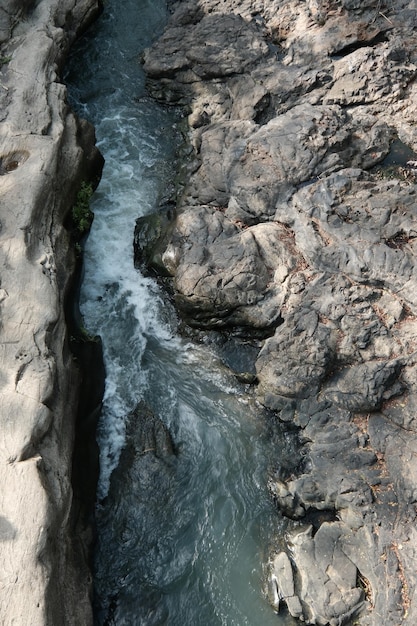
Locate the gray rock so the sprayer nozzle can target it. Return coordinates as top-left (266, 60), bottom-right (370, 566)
top-left (269, 552), bottom-right (303, 618)
top-left (256, 309), bottom-right (336, 399)
top-left (143, 11), bottom-right (269, 104)
top-left (142, 0), bottom-right (417, 623)
top-left (133, 203), bottom-right (176, 276)
top-left (163, 211), bottom-right (303, 329)
top-left (0, 0), bottom-right (33, 44)
top-left (0, 1), bottom-right (102, 624)
top-left (322, 360), bottom-right (404, 411)
top-left (125, 401), bottom-right (176, 460)
top-left (284, 522), bottom-right (366, 625)
top-left (323, 45), bottom-right (417, 106)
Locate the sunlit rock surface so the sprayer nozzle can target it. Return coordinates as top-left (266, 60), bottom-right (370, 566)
top-left (141, 1), bottom-right (417, 623)
top-left (0, 0), bottom-right (102, 624)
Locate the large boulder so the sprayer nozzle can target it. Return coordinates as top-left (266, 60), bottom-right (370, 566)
top-left (162, 209), bottom-right (304, 329)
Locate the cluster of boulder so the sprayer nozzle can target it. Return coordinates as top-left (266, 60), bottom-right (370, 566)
top-left (138, 1), bottom-right (417, 624)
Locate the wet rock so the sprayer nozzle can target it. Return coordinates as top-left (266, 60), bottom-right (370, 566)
top-left (125, 401), bottom-right (176, 460)
top-left (133, 203), bottom-right (177, 276)
top-left (95, 402), bottom-right (176, 624)
top-left (210, 334), bottom-right (260, 382)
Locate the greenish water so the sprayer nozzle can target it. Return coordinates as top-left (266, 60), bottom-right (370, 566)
top-left (66, 2), bottom-right (296, 624)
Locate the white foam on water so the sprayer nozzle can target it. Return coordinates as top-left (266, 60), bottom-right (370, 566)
top-left (69, 69), bottom-right (182, 494)
top-left (66, 1), bottom-right (293, 623)
top-left (80, 168), bottom-right (178, 495)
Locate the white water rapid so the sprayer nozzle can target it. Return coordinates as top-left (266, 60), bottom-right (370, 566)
top-left (66, 1), bottom-right (296, 624)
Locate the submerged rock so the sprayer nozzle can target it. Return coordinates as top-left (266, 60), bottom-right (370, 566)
top-left (124, 401), bottom-right (176, 460)
top-left (95, 402), bottom-right (176, 624)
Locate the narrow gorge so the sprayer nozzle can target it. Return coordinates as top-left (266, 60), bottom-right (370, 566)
top-left (66, 1), bottom-right (294, 624)
top-left (3, 1), bottom-right (417, 625)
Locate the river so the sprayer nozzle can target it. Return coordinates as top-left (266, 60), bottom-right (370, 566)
top-left (65, 1), bottom-right (296, 624)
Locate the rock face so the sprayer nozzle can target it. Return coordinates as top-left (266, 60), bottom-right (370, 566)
top-left (140, 1), bottom-right (417, 624)
top-left (0, 1), bottom-right (102, 624)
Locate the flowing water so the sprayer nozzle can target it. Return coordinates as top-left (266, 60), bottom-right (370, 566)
top-left (66, 1), bottom-right (297, 624)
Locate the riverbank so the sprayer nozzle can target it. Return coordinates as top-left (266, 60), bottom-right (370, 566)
top-left (0, 1), bottom-right (103, 623)
top-left (140, 1), bottom-right (417, 624)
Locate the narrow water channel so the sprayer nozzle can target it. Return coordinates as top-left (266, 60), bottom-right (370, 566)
top-left (66, 2), bottom-right (296, 624)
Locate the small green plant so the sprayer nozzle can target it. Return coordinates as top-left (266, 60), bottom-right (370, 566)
top-left (79, 324), bottom-right (99, 343)
top-left (74, 241), bottom-right (82, 257)
top-left (72, 181), bottom-right (93, 234)
top-left (0, 56), bottom-right (11, 67)
top-left (70, 324), bottom-right (100, 345)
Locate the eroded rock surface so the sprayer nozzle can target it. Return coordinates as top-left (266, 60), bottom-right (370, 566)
top-left (0, 1), bottom-right (102, 624)
top-left (140, 1), bottom-right (417, 624)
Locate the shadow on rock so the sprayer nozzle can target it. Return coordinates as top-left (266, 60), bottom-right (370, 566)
top-left (93, 401), bottom-right (177, 625)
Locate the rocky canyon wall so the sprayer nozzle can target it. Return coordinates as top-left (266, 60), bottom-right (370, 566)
top-left (139, 1), bottom-right (417, 624)
top-left (0, 1), bottom-right (102, 624)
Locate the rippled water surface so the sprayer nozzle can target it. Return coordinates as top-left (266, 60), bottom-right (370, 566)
top-left (66, 1), bottom-right (295, 624)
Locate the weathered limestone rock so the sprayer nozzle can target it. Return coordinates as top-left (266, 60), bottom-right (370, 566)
top-left (268, 551), bottom-right (303, 619)
top-left (141, 0), bottom-right (417, 623)
top-left (270, 523), bottom-right (367, 625)
top-left (0, 1), bottom-right (102, 624)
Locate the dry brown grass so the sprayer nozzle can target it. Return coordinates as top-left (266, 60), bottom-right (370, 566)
top-left (391, 542), bottom-right (411, 619)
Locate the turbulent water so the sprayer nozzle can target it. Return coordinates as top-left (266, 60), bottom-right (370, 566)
top-left (66, 1), bottom-right (296, 624)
